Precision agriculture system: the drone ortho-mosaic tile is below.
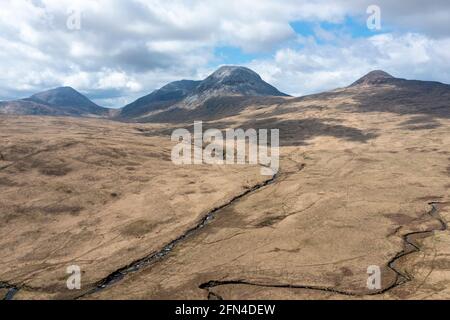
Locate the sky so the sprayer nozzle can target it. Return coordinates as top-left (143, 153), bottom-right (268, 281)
top-left (1, 0), bottom-right (450, 108)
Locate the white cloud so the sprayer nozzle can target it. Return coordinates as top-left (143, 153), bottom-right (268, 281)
top-left (96, 71), bottom-right (142, 92)
top-left (248, 32), bottom-right (450, 96)
top-left (0, 0), bottom-right (449, 106)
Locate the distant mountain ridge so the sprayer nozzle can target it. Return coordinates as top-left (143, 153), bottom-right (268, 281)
top-left (0, 87), bottom-right (108, 117)
top-left (1, 68), bottom-right (449, 122)
top-left (287, 70), bottom-right (450, 121)
top-left (118, 66), bottom-right (288, 121)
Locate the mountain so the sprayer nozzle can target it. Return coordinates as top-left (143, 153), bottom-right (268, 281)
top-left (0, 87), bottom-right (109, 117)
top-left (190, 66), bottom-right (288, 99)
top-left (119, 80), bottom-right (201, 119)
top-left (164, 69), bottom-right (450, 143)
top-left (350, 70), bottom-right (396, 86)
top-left (3, 69), bottom-right (447, 123)
top-left (288, 70), bottom-right (450, 120)
top-left (118, 66), bottom-right (288, 122)
top-left (350, 70), bottom-right (450, 91)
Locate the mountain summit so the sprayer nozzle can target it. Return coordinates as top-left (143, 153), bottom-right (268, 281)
top-left (350, 70), bottom-right (395, 86)
top-left (27, 87), bottom-right (100, 111)
top-left (192, 66), bottom-right (288, 97)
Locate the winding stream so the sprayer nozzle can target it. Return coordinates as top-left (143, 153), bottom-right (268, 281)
top-left (5, 163), bottom-right (446, 301)
top-left (0, 282), bottom-right (19, 301)
top-left (199, 202), bottom-right (448, 299)
top-left (75, 172), bottom-right (279, 299)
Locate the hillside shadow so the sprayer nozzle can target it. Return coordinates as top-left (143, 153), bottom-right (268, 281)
top-left (345, 83), bottom-right (450, 120)
top-left (216, 118), bottom-right (378, 146)
top-left (141, 117), bottom-right (378, 147)
top-left (141, 96), bottom-right (288, 123)
top-left (399, 115), bottom-right (442, 131)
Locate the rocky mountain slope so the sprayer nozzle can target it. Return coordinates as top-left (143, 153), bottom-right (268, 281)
top-left (189, 66), bottom-right (288, 99)
top-left (120, 68), bottom-right (450, 123)
top-left (117, 66), bottom-right (288, 122)
top-left (119, 80), bottom-right (201, 119)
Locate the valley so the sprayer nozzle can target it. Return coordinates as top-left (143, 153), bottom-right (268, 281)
top-left (1, 68), bottom-right (449, 300)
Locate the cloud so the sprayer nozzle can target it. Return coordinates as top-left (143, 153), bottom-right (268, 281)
top-left (0, 0), bottom-right (449, 107)
top-left (335, 0), bottom-right (450, 38)
top-left (248, 32), bottom-right (450, 96)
